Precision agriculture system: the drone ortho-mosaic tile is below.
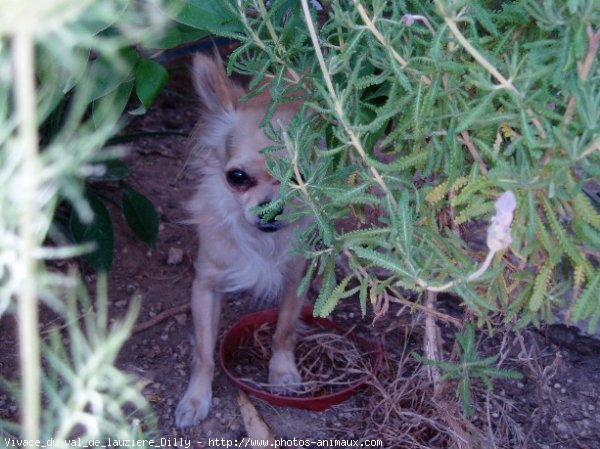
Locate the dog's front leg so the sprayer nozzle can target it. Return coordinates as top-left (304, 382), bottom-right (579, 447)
top-left (269, 276), bottom-right (305, 389)
top-left (175, 275), bottom-right (221, 428)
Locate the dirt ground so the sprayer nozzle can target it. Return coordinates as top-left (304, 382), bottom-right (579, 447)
top-left (1, 57), bottom-right (600, 449)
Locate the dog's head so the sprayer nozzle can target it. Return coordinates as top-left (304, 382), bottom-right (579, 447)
top-left (191, 54), bottom-right (295, 233)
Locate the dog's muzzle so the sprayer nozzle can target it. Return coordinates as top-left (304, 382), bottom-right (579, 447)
top-left (256, 201), bottom-right (284, 233)
top-left (256, 220), bottom-right (283, 233)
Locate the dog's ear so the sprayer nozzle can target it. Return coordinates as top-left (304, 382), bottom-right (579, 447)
top-left (192, 53), bottom-right (244, 114)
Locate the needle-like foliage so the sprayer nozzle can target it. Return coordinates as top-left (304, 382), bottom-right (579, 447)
top-left (195, 0), bottom-right (600, 331)
top-left (0, 0), bottom-right (166, 442)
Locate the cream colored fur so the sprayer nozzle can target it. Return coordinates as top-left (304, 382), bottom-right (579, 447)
top-left (175, 54), bottom-right (307, 428)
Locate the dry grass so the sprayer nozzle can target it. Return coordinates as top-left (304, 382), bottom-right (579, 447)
top-left (337, 319), bottom-right (526, 449)
top-left (355, 350), bottom-right (467, 448)
top-left (228, 322), bottom-right (376, 395)
top-left (226, 314), bottom-right (528, 448)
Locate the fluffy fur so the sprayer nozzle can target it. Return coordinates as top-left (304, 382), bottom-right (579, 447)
top-left (175, 54), bottom-right (308, 428)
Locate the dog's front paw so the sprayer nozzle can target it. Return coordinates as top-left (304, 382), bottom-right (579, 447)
top-left (175, 389), bottom-right (212, 428)
top-left (269, 367), bottom-right (301, 386)
top-left (268, 354), bottom-right (302, 394)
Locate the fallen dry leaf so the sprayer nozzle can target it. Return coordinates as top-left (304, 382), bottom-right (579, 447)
top-left (237, 390), bottom-right (277, 448)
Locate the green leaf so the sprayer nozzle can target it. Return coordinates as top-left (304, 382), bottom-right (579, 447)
top-left (459, 376), bottom-right (474, 417)
top-left (481, 367), bottom-right (523, 380)
top-left (121, 183), bottom-right (159, 247)
top-left (88, 159), bottom-right (131, 182)
top-left (86, 47), bottom-right (139, 103)
top-left (134, 58), bottom-right (169, 112)
top-left (573, 192), bottom-right (600, 231)
top-left (543, 197), bottom-right (588, 270)
top-left (92, 80), bottom-right (134, 129)
top-left (168, 1), bottom-right (241, 35)
top-left (340, 227), bottom-right (389, 246)
top-left (572, 271), bottom-right (600, 321)
top-left (455, 199), bottom-right (495, 225)
top-left (317, 274), bottom-right (357, 317)
top-left (146, 22), bottom-right (211, 49)
top-left (359, 277), bottom-right (368, 316)
top-left (456, 92), bottom-right (496, 132)
top-left (297, 258), bottom-right (317, 297)
top-left (351, 246), bottom-right (412, 278)
top-left (313, 255), bottom-right (337, 317)
top-left (529, 262), bottom-right (553, 312)
top-left (69, 192), bottom-right (114, 272)
top-left (313, 208), bottom-right (334, 246)
top-left (396, 191), bottom-right (413, 256)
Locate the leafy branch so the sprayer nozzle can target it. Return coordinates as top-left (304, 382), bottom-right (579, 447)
top-left (414, 323), bottom-right (523, 416)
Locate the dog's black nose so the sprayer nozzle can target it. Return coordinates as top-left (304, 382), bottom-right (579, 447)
top-left (256, 201), bottom-right (284, 232)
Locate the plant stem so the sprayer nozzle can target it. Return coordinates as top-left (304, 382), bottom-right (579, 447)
top-left (355, 1), bottom-right (408, 68)
top-left (460, 130), bottom-right (488, 175)
top-left (12, 31), bottom-right (41, 441)
top-left (237, 0), bottom-right (300, 84)
top-left (354, 1), bottom-right (431, 85)
top-left (300, 0), bottom-right (396, 208)
top-left (256, 0), bottom-right (282, 57)
top-left (564, 25), bottom-right (600, 125)
top-left (439, 4), bottom-right (520, 97)
top-left (424, 290), bottom-right (443, 398)
top-left (415, 249), bottom-right (497, 292)
top-left (578, 135), bottom-right (600, 160)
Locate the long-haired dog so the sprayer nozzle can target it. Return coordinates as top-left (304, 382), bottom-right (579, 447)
top-left (175, 54), bottom-right (308, 428)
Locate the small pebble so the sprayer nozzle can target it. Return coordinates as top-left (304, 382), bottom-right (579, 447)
top-left (556, 422), bottom-right (568, 434)
top-left (167, 247), bottom-right (184, 265)
top-left (174, 313), bottom-right (188, 326)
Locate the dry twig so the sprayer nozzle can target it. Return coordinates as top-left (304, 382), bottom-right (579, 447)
top-left (132, 303), bottom-right (189, 334)
top-left (230, 322), bottom-right (375, 396)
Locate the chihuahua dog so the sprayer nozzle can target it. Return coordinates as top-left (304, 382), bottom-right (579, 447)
top-left (175, 54), bottom-right (308, 428)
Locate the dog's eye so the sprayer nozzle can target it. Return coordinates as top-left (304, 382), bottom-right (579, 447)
top-left (226, 169), bottom-right (252, 188)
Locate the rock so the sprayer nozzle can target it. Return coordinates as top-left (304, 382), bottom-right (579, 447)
top-left (556, 422), bottom-right (569, 434)
top-left (174, 313), bottom-right (188, 326)
top-left (167, 247), bottom-right (184, 265)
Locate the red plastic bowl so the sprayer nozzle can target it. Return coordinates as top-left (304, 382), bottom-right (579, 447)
top-left (219, 306), bottom-right (382, 411)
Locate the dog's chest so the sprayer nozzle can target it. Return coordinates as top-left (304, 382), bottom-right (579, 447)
top-left (203, 231), bottom-right (292, 302)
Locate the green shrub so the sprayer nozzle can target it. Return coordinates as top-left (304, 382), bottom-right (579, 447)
top-left (172, 0), bottom-right (600, 415)
top-left (180, 0), bottom-right (600, 332)
top-left (0, 0), bottom-right (171, 441)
